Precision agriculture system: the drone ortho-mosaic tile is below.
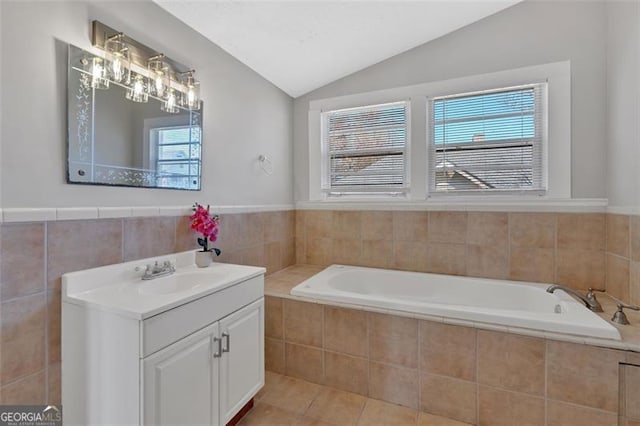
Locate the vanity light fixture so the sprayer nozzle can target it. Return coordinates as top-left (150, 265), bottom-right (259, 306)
top-left (179, 70), bottom-right (200, 110)
top-left (104, 33), bottom-right (130, 84)
top-left (91, 20), bottom-right (201, 111)
top-left (90, 57), bottom-right (109, 89)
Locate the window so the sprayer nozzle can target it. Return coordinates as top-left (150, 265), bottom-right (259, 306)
top-left (428, 84), bottom-right (547, 194)
top-left (151, 125), bottom-right (201, 190)
top-left (321, 101), bottom-right (409, 195)
top-left (309, 61), bottom-right (568, 201)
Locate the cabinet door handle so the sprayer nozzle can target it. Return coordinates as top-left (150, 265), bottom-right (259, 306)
top-left (222, 332), bottom-right (230, 353)
top-left (213, 337), bottom-right (222, 358)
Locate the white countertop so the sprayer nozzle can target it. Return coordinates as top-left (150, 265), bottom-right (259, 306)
top-left (62, 251), bottom-right (266, 320)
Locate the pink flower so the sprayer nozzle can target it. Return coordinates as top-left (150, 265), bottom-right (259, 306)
top-left (190, 204), bottom-right (219, 240)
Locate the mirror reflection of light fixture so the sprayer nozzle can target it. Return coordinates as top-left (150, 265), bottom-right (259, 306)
top-left (104, 33), bottom-right (130, 84)
top-left (148, 54), bottom-right (169, 98)
top-left (179, 70), bottom-right (200, 110)
top-left (125, 74), bottom-right (148, 103)
top-left (161, 88), bottom-right (180, 114)
top-left (90, 57), bottom-right (109, 89)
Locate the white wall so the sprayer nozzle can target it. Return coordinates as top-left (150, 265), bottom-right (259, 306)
top-left (293, 0), bottom-right (607, 202)
top-left (606, 0), bottom-right (640, 211)
top-left (0, 0), bottom-right (293, 208)
top-left (0, 0), bottom-right (3, 209)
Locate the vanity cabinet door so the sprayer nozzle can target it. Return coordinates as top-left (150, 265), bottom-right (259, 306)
top-left (143, 322), bottom-right (220, 426)
top-left (219, 298), bottom-right (265, 424)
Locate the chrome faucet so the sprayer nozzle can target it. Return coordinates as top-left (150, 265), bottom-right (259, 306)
top-left (546, 285), bottom-right (603, 312)
top-left (141, 260), bottom-right (176, 280)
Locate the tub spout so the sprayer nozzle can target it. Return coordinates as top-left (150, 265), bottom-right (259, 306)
top-left (546, 285), bottom-right (604, 312)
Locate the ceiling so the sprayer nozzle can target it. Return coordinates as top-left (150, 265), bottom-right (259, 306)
top-left (154, 0), bottom-right (522, 98)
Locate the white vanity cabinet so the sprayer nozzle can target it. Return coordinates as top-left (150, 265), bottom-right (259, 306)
top-left (62, 254), bottom-right (265, 426)
top-left (143, 299), bottom-right (264, 426)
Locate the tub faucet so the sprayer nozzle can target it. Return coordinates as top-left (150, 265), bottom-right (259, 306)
top-left (546, 285), bottom-right (603, 312)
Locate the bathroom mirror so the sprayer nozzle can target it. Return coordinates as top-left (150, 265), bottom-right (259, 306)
top-left (67, 44), bottom-right (202, 190)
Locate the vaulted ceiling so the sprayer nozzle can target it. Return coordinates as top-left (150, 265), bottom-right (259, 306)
top-left (155, 1), bottom-right (522, 97)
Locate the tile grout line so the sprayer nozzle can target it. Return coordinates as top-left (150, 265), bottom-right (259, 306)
top-left (475, 326), bottom-right (480, 426)
top-left (544, 339), bottom-right (548, 426)
top-left (43, 221), bottom-right (49, 404)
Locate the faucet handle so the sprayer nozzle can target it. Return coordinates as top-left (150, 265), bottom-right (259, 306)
top-left (584, 288), bottom-right (604, 312)
top-left (611, 303), bottom-right (640, 325)
top-left (163, 260), bottom-right (175, 271)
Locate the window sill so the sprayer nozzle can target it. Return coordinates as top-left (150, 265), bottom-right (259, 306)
top-left (296, 198), bottom-right (607, 213)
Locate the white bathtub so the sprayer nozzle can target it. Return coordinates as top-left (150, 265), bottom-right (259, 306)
top-left (290, 265), bottom-right (621, 340)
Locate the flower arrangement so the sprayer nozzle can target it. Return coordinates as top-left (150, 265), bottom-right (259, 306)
top-left (190, 203), bottom-right (221, 256)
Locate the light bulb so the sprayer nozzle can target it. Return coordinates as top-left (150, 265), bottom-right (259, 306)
top-left (112, 57), bottom-right (122, 81)
top-left (155, 75), bottom-right (164, 97)
top-left (104, 34), bottom-right (129, 84)
top-left (90, 57), bottom-right (109, 90)
top-left (161, 89), bottom-right (180, 113)
top-left (92, 62), bottom-right (103, 79)
top-left (126, 75), bottom-right (148, 103)
top-left (180, 71), bottom-right (200, 110)
top-left (134, 79), bottom-right (144, 95)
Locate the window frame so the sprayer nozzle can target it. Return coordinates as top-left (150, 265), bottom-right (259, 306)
top-left (426, 83), bottom-right (549, 197)
top-left (320, 101), bottom-right (411, 197)
top-left (307, 61), bottom-right (570, 202)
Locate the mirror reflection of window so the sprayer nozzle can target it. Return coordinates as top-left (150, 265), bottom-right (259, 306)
top-left (150, 125), bottom-right (201, 190)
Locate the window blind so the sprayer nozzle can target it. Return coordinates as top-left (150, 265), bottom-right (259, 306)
top-left (322, 101), bottom-right (408, 194)
top-left (428, 84), bottom-right (547, 194)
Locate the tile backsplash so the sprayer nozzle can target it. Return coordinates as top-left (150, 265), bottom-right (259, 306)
top-left (0, 210), bottom-right (295, 404)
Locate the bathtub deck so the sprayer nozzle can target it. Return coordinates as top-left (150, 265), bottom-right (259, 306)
top-left (240, 371), bottom-right (469, 426)
top-left (265, 264), bottom-right (640, 352)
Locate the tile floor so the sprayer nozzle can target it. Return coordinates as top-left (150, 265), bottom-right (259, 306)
top-left (239, 372), bottom-right (470, 426)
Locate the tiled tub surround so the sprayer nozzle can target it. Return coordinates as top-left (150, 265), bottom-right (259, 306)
top-left (297, 210), bottom-right (640, 306)
top-left (265, 265), bottom-right (640, 426)
top-left (0, 210), bottom-right (295, 404)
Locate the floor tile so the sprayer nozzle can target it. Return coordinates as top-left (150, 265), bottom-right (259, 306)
top-left (304, 387), bottom-right (367, 425)
top-left (257, 373), bottom-right (322, 414)
top-left (239, 402), bottom-right (300, 426)
top-left (357, 399), bottom-right (418, 425)
top-left (246, 373), bottom-right (471, 426)
top-left (295, 416), bottom-right (336, 426)
top-left (417, 412), bottom-right (472, 426)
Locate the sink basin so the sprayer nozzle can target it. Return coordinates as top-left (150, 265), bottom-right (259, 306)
top-left (138, 271), bottom-right (222, 295)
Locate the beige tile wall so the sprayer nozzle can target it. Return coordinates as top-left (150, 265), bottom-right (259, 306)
top-left (607, 214), bottom-right (640, 306)
top-left (266, 295), bottom-right (631, 425)
top-left (297, 210), bottom-right (640, 304)
top-left (2, 206), bottom-right (638, 408)
top-left (0, 210), bottom-right (295, 404)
